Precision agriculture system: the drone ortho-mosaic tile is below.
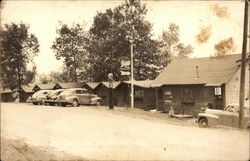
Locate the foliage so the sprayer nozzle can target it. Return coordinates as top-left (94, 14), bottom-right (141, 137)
top-left (51, 22), bottom-right (89, 82)
top-left (160, 23), bottom-right (193, 68)
top-left (48, 67), bottom-right (72, 83)
top-left (87, 0), bottom-right (162, 81)
top-left (0, 23), bottom-right (39, 90)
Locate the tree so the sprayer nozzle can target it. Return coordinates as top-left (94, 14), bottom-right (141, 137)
top-left (87, 0), bottom-right (162, 81)
top-left (0, 23), bottom-right (39, 90)
top-left (48, 67), bottom-right (71, 83)
top-left (51, 22), bottom-right (89, 82)
top-left (37, 74), bottom-right (51, 84)
top-left (160, 23), bottom-right (193, 68)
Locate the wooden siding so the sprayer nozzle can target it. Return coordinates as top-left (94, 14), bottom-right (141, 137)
top-left (158, 85), bottom-right (224, 116)
top-left (115, 83), bottom-right (156, 110)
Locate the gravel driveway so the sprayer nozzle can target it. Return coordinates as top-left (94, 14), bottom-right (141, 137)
top-left (1, 103), bottom-right (249, 160)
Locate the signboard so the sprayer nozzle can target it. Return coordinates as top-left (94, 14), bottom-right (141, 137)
top-left (121, 71), bottom-right (130, 76)
top-left (121, 60), bottom-right (130, 67)
top-left (164, 91), bottom-right (172, 95)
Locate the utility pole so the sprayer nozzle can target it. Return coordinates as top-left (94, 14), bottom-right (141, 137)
top-left (238, 0), bottom-right (248, 129)
top-left (130, 40), bottom-right (134, 109)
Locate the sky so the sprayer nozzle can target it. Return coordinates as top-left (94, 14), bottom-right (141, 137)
top-left (0, 0), bottom-right (246, 75)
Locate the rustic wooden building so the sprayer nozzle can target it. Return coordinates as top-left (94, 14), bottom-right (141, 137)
top-left (83, 82), bottom-right (101, 94)
top-left (115, 81), bottom-right (156, 110)
top-left (94, 82), bottom-right (121, 106)
top-left (0, 88), bottom-right (14, 102)
top-left (20, 84), bottom-right (37, 102)
top-left (54, 82), bottom-right (84, 89)
top-left (0, 84), bottom-right (37, 102)
top-left (153, 54), bottom-right (249, 115)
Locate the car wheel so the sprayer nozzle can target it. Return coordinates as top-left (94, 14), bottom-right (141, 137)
top-left (33, 102), bottom-right (38, 105)
top-left (198, 118), bottom-right (208, 128)
top-left (61, 103), bottom-right (67, 107)
top-left (72, 99), bottom-right (79, 107)
top-left (40, 99), bottom-right (45, 105)
top-left (49, 103), bottom-right (55, 106)
top-left (96, 100), bottom-right (102, 106)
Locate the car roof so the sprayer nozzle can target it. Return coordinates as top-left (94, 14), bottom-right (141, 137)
top-left (67, 88), bottom-right (87, 91)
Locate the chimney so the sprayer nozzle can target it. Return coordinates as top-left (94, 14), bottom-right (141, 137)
top-left (195, 66), bottom-right (200, 79)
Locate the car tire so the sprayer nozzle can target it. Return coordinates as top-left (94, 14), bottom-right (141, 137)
top-left (72, 99), bottom-right (79, 107)
top-left (33, 102), bottom-right (38, 105)
top-left (49, 103), bottom-right (55, 106)
top-left (198, 118), bottom-right (208, 128)
top-left (61, 103), bottom-right (67, 107)
top-left (96, 100), bottom-right (102, 106)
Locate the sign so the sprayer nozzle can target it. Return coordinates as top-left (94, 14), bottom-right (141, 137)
top-left (121, 60), bottom-right (130, 67)
top-left (121, 71), bottom-right (130, 76)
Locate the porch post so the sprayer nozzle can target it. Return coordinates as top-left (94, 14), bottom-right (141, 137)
top-left (155, 87), bottom-right (159, 110)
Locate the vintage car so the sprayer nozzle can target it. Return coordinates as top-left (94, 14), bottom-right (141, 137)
top-left (57, 88), bottom-right (102, 107)
top-left (197, 104), bottom-right (250, 129)
top-left (27, 90), bottom-right (53, 105)
top-left (44, 89), bottom-right (64, 106)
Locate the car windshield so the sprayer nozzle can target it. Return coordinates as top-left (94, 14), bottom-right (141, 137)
top-left (32, 90), bottom-right (45, 97)
top-left (61, 89), bottom-right (74, 94)
top-left (47, 90), bottom-right (63, 97)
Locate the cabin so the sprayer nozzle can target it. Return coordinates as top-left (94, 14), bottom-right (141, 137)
top-left (0, 88), bottom-right (14, 102)
top-left (54, 82), bottom-right (84, 89)
top-left (94, 82), bottom-right (121, 106)
top-left (115, 81), bottom-right (156, 110)
top-left (83, 82), bottom-right (101, 94)
top-left (153, 54), bottom-right (250, 115)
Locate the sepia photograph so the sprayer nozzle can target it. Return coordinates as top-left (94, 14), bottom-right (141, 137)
top-left (0, 0), bottom-right (249, 160)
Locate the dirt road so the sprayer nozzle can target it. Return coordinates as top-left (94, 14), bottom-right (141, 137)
top-left (1, 103), bottom-right (249, 160)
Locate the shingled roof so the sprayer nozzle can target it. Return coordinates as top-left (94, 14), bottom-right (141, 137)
top-left (102, 82), bottom-right (121, 88)
top-left (86, 82), bottom-right (101, 89)
top-left (56, 82), bottom-right (84, 89)
top-left (154, 54), bottom-right (243, 86)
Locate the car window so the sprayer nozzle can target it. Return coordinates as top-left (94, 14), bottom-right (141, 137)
top-left (75, 90), bottom-right (81, 94)
top-left (81, 90), bottom-right (87, 94)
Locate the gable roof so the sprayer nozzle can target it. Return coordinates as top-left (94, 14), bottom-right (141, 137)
top-left (85, 82), bottom-right (101, 89)
top-left (124, 80), bottom-right (155, 88)
top-left (21, 84), bottom-right (36, 92)
top-left (154, 54), bottom-right (243, 86)
top-left (101, 82), bottom-right (121, 88)
top-left (0, 88), bottom-right (12, 93)
top-left (36, 83), bottom-right (56, 90)
top-left (56, 82), bottom-right (84, 89)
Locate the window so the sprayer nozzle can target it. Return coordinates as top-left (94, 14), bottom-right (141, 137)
top-left (81, 90), bottom-right (87, 94)
top-left (75, 90), bottom-right (81, 94)
top-left (182, 88), bottom-right (192, 98)
top-left (134, 89), bottom-right (144, 98)
top-left (215, 87), bottom-right (222, 95)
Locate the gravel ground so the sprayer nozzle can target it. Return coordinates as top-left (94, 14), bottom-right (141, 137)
top-left (1, 103), bottom-right (249, 160)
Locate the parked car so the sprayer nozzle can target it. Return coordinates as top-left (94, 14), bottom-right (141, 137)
top-left (44, 89), bottom-right (64, 106)
top-left (27, 90), bottom-right (53, 105)
top-left (57, 88), bottom-right (102, 107)
top-left (197, 104), bottom-right (250, 129)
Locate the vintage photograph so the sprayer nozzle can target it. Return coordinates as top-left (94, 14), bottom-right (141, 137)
top-left (0, 0), bottom-right (249, 160)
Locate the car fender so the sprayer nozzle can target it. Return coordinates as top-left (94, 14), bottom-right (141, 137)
top-left (91, 97), bottom-right (102, 104)
top-left (198, 113), bottom-right (219, 126)
top-left (65, 96), bottom-right (79, 103)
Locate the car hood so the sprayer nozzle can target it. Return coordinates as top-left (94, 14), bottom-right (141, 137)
top-left (204, 109), bottom-right (223, 115)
